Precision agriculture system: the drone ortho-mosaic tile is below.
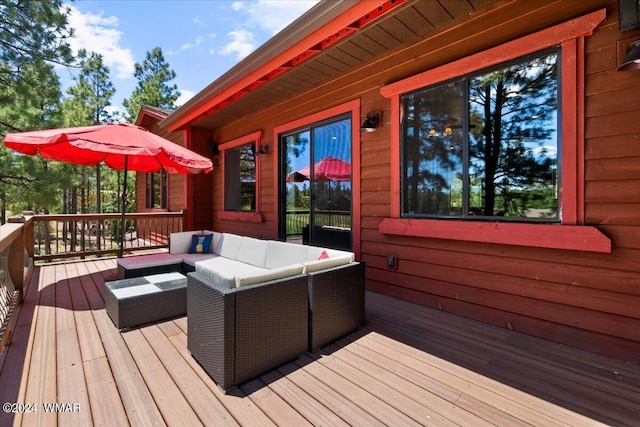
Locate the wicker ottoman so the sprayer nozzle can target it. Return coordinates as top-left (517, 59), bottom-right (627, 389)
top-left (105, 272), bottom-right (187, 329)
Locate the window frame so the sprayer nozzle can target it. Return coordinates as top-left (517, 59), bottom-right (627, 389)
top-left (273, 99), bottom-right (362, 256)
top-left (218, 130), bottom-right (264, 223)
top-left (400, 47), bottom-right (561, 222)
top-left (379, 9), bottom-right (610, 253)
top-left (145, 170), bottom-right (167, 209)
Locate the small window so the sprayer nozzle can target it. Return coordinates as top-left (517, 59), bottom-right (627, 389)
top-left (146, 170), bottom-right (167, 209)
top-left (401, 49), bottom-right (559, 221)
top-left (224, 143), bottom-right (256, 211)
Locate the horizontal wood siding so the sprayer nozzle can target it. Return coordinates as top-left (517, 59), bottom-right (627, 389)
top-left (135, 119), bottom-right (187, 214)
top-left (197, 0), bottom-right (640, 360)
top-left (188, 128), bottom-right (214, 231)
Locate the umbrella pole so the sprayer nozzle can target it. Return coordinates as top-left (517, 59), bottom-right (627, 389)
top-left (119, 157), bottom-right (128, 258)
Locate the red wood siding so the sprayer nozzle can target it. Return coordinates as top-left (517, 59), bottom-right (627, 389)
top-left (135, 119), bottom-right (187, 213)
top-left (188, 0), bottom-right (639, 361)
top-left (186, 127), bottom-right (214, 231)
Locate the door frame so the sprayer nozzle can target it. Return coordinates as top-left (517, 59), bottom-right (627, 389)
top-left (273, 99), bottom-right (361, 257)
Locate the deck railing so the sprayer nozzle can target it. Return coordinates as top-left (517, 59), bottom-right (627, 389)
top-left (0, 214), bottom-right (34, 353)
top-left (32, 211), bottom-right (185, 262)
top-left (0, 211), bottom-right (184, 354)
top-left (286, 209), bottom-right (351, 238)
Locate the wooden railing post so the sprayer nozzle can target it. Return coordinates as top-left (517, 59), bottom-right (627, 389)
top-left (22, 211), bottom-right (35, 261)
top-left (7, 215), bottom-right (28, 303)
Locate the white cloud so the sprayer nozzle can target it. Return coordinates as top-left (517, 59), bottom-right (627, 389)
top-left (65, 4), bottom-right (136, 79)
top-left (181, 36), bottom-right (204, 51)
top-left (219, 29), bottom-right (257, 60)
top-left (215, 1), bottom-right (318, 61)
top-left (245, 0), bottom-right (319, 35)
top-left (176, 90), bottom-right (196, 106)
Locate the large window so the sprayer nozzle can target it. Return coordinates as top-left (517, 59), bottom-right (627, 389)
top-left (379, 10), bottom-right (611, 252)
top-left (146, 170), bottom-right (167, 209)
top-left (224, 142), bottom-right (256, 212)
top-left (402, 49), bottom-right (559, 221)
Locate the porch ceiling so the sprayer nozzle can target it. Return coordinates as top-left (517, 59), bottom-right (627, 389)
top-left (188, 0), bottom-right (495, 131)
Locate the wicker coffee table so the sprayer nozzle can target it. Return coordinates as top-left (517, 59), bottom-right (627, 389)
top-left (105, 272), bottom-right (187, 329)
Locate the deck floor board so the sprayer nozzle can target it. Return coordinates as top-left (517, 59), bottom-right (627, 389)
top-left (1, 260), bottom-right (639, 427)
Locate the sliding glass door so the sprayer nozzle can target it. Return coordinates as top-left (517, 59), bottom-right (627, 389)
top-left (280, 115), bottom-right (352, 250)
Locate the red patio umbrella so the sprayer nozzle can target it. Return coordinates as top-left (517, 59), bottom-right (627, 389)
top-left (287, 156), bottom-right (351, 182)
top-left (3, 122), bottom-right (213, 256)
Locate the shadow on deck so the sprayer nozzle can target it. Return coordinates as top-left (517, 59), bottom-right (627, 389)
top-left (1, 259), bottom-right (639, 426)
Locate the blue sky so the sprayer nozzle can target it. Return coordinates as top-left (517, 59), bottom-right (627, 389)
top-left (60, 0), bottom-right (319, 117)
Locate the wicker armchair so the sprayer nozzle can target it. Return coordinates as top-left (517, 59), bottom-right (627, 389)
top-left (187, 271), bottom-right (309, 391)
top-left (307, 261), bottom-right (365, 352)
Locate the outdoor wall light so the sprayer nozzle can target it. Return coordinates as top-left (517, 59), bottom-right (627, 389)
top-left (255, 141), bottom-right (270, 156)
top-left (207, 140), bottom-right (220, 166)
top-left (207, 140), bottom-right (219, 156)
top-left (360, 112), bottom-right (381, 132)
top-left (618, 39), bottom-right (640, 71)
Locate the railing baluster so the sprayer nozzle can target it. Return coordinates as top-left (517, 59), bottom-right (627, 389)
top-left (29, 212), bottom-right (184, 262)
top-left (1, 214), bottom-right (35, 352)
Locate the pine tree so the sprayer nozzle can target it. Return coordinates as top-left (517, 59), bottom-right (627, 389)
top-left (0, 0), bottom-right (73, 222)
top-left (0, 61), bottom-right (65, 220)
top-left (61, 49), bottom-right (118, 219)
top-left (122, 47), bottom-right (179, 121)
top-left (0, 0), bottom-right (73, 112)
top-left (62, 49), bottom-right (115, 127)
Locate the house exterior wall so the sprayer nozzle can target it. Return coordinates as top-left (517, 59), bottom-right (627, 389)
top-left (186, 127), bottom-right (214, 231)
top-left (135, 120), bottom-right (187, 213)
top-left (194, 0), bottom-right (640, 361)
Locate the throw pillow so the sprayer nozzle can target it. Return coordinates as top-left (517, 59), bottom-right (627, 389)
top-left (318, 250), bottom-right (330, 260)
top-left (189, 234), bottom-right (212, 254)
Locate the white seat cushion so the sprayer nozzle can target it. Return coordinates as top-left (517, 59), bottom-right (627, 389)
top-left (181, 253), bottom-right (218, 267)
top-left (236, 264), bottom-right (304, 287)
top-left (118, 253), bottom-right (183, 270)
top-left (196, 256), bottom-right (266, 288)
top-left (303, 254), bottom-right (353, 273)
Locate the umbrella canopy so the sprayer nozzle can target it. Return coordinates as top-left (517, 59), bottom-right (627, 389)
top-left (287, 156), bottom-right (351, 182)
top-left (3, 122), bottom-right (213, 257)
top-left (3, 122), bottom-right (213, 174)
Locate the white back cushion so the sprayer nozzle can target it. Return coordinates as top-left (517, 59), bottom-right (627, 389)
top-left (169, 231), bottom-right (196, 254)
top-left (213, 233), bottom-right (243, 259)
top-left (169, 230), bottom-right (217, 254)
top-left (265, 241), bottom-right (309, 269)
top-left (210, 232), bottom-right (222, 253)
top-left (236, 237), bottom-right (268, 268)
top-left (305, 246), bottom-right (355, 262)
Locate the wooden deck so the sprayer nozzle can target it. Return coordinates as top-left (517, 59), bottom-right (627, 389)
top-left (1, 259), bottom-right (638, 427)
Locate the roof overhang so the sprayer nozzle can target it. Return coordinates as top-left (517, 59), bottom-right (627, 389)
top-left (161, 0), bottom-right (406, 132)
top-left (135, 105), bottom-right (172, 127)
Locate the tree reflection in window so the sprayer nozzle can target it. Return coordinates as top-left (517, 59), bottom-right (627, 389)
top-left (146, 170), bottom-right (167, 209)
top-left (224, 143), bottom-right (256, 211)
top-left (402, 49), bottom-right (558, 220)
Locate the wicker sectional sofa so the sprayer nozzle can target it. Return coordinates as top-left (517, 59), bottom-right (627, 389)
top-left (116, 230), bottom-right (219, 279)
top-left (117, 230), bottom-right (365, 391)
